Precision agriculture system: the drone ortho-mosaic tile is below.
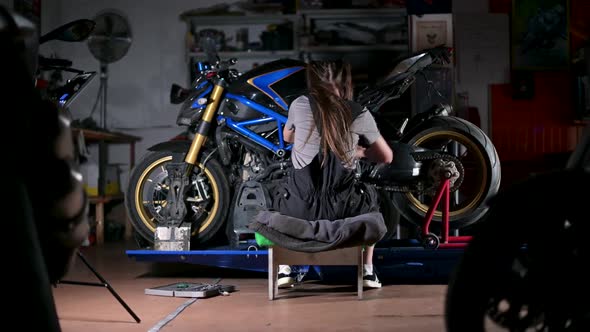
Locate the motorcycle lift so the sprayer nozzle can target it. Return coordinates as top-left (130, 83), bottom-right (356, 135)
top-left (126, 176), bottom-right (470, 282)
top-left (126, 240), bottom-right (464, 282)
top-left (419, 178), bottom-right (472, 249)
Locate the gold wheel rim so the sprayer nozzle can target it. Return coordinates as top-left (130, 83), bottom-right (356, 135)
top-left (134, 156), bottom-right (220, 236)
top-left (406, 130), bottom-right (487, 218)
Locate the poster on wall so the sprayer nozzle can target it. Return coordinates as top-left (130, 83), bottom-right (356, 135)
top-left (409, 14), bottom-right (454, 116)
top-left (511, 0), bottom-right (569, 70)
top-left (410, 14), bottom-right (453, 63)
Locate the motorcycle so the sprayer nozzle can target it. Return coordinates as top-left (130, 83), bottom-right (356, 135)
top-left (445, 125), bottom-right (590, 331)
top-left (124, 40), bottom-right (501, 248)
top-left (36, 19), bottom-right (97, 112)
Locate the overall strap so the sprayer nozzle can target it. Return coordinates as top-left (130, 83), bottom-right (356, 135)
top-left (305, 93), bottom-right (325, 164)
top-left (348, 100), bottom-right (365, 121)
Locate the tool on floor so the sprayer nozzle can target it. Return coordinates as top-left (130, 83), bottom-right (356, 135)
top-left (145, 280), bottom-right (236, 298)
top-left (57, 251), bottom-right (141, 323)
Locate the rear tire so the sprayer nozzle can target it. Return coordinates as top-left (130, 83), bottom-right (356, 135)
top-left (393, 116), bottom-right (501, 230)
top-left (125, 150), bottom-right (230, 247)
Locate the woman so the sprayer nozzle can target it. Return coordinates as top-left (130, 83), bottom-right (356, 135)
top-left (276, 60), bottom-right (393, 288)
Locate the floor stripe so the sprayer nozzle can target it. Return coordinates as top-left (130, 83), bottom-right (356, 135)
top-left (148, 298), bottom-right (197, 332)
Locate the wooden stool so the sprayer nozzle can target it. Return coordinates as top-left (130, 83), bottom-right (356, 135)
top-left (268, 246), bottom-right (364, 300)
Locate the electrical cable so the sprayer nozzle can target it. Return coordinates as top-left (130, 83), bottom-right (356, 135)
top-left (148, 298), bottom-right (197, 332)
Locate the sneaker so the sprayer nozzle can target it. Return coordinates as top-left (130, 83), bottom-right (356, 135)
top-left (277, 265), bottom-right (295, 288)
top-left (363, 272), bottom-right (382, 288)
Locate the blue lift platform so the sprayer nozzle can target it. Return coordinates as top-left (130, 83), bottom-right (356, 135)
top-left (126, 239), bottom-right (465, 283)
top-left (126, 170), bottom-right (474, 282)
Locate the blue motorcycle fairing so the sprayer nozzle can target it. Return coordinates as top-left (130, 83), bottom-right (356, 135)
top-left (52, 71), bottom-right (97, 108)
top-left (246, 66), bottom-right (304, 111)
top-left (176, 79), bottom-right (213, 126)
top-left (191, 80), bottom-right (212, 109)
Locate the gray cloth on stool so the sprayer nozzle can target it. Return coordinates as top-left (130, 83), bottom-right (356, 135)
top-left (248, 210), bottom-right (387, 253)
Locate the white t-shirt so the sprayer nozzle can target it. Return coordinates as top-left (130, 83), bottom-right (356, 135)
top-left (286, 95), bottom-right (381, 169)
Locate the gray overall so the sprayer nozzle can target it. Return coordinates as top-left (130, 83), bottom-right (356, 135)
top-left (249, 97), bottom-right (386, 252)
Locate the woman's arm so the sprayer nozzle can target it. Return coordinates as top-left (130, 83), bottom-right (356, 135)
top-left (352, 111), bottom-right (393, 164)
top-left (283, 125), bottom-right (295, 143)
top-left (364, 136), bottom-right (393, 164)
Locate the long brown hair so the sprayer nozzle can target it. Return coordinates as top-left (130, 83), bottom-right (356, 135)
top-left (306, 60), bottom-right (354, 166)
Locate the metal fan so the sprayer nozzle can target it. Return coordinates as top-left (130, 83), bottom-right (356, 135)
top-left (87, 10), bottom-right (132, 129)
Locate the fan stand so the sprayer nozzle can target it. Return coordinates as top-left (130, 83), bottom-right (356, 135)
top-left (58, 251), bottom-right (141, 323)
top-left (99, 62), bottom-right (108, 129)
top-left (97, 61), bottom-right (109, 197)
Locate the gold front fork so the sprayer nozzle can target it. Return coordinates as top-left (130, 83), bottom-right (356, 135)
top-left (184, 84), bottom-right (225, 166)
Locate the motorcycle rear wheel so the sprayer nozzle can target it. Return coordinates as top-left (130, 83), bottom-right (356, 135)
top-left (393, 116), bottom-right (501, 230)
top-left (125, 150), bottom-right (230, 247)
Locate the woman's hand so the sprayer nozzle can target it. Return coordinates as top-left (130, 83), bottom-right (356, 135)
top-left (283, 125), bottom-right (295, 143)
top-left (355, 145), bottom-right (367, 159)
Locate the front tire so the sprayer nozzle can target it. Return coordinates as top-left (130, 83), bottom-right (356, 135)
top-left (125, 150), bottom-right (230, 247)
top-left (393, 116), bottom-right (501, 230)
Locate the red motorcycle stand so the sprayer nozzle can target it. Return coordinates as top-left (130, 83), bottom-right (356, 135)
top-left (421, 177), bottom-right (472, 249)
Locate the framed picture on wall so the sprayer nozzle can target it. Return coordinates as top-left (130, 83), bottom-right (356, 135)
top-left (511, 0), bottom-right (569, 70)
top-left (410, 14), bottom-right (453, 53)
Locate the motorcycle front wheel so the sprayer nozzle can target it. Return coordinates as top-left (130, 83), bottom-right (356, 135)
top-left (125, 150), bottom-right (230, 247)
top-left (393, 116), bottom-right (501, 230)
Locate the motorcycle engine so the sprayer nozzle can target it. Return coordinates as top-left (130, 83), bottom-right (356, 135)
top-left (241, 151), bottom-right (266, 181)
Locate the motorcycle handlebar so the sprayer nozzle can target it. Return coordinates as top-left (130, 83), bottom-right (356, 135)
top-left (39, 55), bottom-right (72, 69)
top-left (216, 57), bottom-right (238, 71)
top-left (427, 46), bottom-right (452, 65)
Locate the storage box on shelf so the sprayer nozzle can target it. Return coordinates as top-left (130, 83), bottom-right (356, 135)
top-left (72, 127), bottom-right (141, 245)
top-left (180, 8), bottom-right (409, 88)
top-left (298, 8), bottom-right (409, 55)
top-left (180, 7), bottom-right (410, 76)
top-left (298, 8), bottom-right (409, 87)
top-left (181, 13), bottom-right (301, 81)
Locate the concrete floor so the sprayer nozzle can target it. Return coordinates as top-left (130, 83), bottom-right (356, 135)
top-left (53, 241), bottom-right (451, 332)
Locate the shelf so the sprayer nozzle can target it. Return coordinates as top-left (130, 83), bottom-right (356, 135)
top-left (182, 8), bottom-right (411, 83)
top-left (298, 8), bottom-right (407, 18)
top-left (88, 193), bottom-right (124, 204)
top-left (72, 127), bottom-right (142, 144)
top-left (301, 44), bottom-right (408, 53)
top-left (181, 14), bottom-right (298, 25)
top-left (71, 127), bottom-right (140, 245)
top-left (188, 50), bottom-right (298, 59)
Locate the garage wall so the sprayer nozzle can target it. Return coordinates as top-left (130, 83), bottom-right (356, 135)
top-left (50, 0), bottom-right (221, 129)
top-left (44, 0), bottom-right (226, 188)
top-left (454, 13), bottom-right (510, 134)
top-left (452, 0), bottom-right (510, 134)
top-left (43, 0), bottom-right (511, 189)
